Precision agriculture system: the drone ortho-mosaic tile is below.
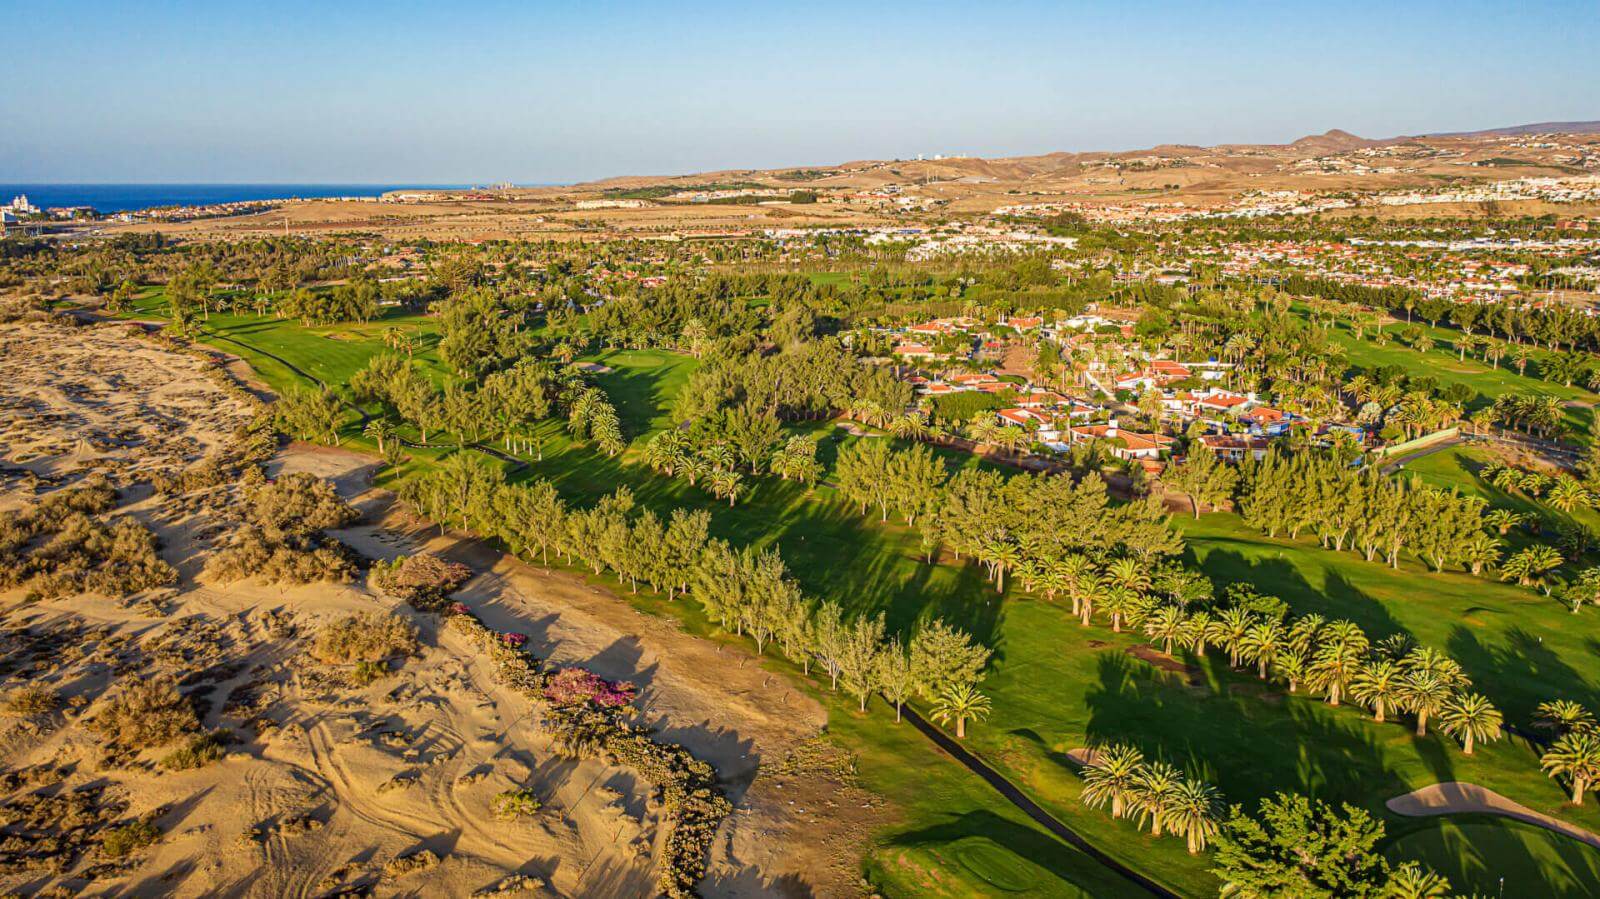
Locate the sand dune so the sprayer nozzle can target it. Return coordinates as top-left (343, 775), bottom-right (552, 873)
top-left (0, 322), bottom-right (879, 897)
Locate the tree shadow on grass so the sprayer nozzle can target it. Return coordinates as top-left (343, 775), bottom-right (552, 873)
top-left (593, 364), bottom-right (675, 439)
top-left (1184, 547), bottom-right (1415, 646)
top-left (1082, 650), bottom-right (1454, 810)
top-left (881, 809), bottom-right (1144, 897)
top-left (1447, 625), bottom-right (1600, 723)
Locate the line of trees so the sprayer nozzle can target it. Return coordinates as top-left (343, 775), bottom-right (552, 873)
top-left (396, 456), bottom-right (998, 735)
top-left (1080, 743), bottom-right (1224, 854)
top-left (1239, 451), bottom-right (1495, 573)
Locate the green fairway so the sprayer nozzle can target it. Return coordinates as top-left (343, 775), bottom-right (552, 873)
top-left (132, 295), bottom-right (1600, 897)
top-left (1325, 318), bottom-right (1598, 440)
top-left (1383, 816), bottom-right (1600, 897)
top-left (1393, 443), bottom-right (1600, 562)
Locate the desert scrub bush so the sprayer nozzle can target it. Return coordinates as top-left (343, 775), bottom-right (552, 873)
top-left (160, 729), bottom-right (232, 770)
top-left (101, 819), bottom-right (160, 858)
top-left (351, 659), bottom-right (391, 685)
top-left (0, 481), bottom-right (175, 599)
top-left (249, 472), bottom-right (357, 537)
top-left (204, 524), bottom-right (357, 585)
top-left (370, 554), bottom-right (473, 611)
top-left (491, 788), bottom-right (542, 820)
top-left (89, 676), bottom-right (200, 750)
top-left (0, 683), bottom-right (57, 716)
top-left (202, 472), bottom-right (360, 586)
top-left (311, 613), bottom-right (418, 666)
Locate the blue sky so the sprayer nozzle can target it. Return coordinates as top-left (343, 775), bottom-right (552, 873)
top-left (2, 0), bottom-right (1594, 184)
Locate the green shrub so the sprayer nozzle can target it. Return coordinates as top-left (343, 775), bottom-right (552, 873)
top-left (160, 730), bottom-right (232, 770)
top-left (101, 820), bottom-right (160, 858)
top-left (491, 788), bottom-right (542, 820)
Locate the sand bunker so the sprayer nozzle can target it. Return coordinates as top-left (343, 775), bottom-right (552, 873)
top-left (1387, 781), bottom-right (1600, 851)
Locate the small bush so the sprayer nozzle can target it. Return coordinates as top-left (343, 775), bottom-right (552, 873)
top-left (351, 659), bottom-right (391, 686)
top-left (542, 668), bottom-right (636, 709)
top-left (90, 677), bottom-right (200, 750)
top-left (160, 730), bottom-right (232, 770)
top-left (370, 554), bottom-right (473, 611)
top-left (101, 820), bottom-right (161, 858)
top-left (491, 788), bottom-right (542, 820)
top-left (311, 613), bottom-right (418, 666)
top-left (1, 683), bottom-right (58, 717)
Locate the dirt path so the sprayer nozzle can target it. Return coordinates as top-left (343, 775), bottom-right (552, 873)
top-left (1387, 781), bottom-right (1600, 851)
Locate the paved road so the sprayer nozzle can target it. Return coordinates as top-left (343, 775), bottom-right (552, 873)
top-left (900, 706), bottom-right (1180, 898)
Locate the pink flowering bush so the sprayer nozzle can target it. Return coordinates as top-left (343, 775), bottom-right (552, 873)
top-left (450, 602), bottom-right (471, 617)
top-left (501, 632), bottom-right (528, 649)
top-left (542, 667), bottom-right (637, 709)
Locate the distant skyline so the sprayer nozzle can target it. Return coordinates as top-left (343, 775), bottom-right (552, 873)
top-left (2, 0), bottom-right (1595, 184)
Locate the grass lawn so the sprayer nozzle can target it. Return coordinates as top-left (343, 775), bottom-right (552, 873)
top-left (1395, 443), bottom-right (1600, 566)
top-left (127, 294), bottom-right (1600, 897)
top-left (1324, 318), bottom-right (1598, 441)
top-left (1383, 815), bottom-right (1600, 897)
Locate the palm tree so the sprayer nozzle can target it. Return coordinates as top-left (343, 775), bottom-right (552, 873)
top-left (1309, 620), bottom-right (1368, 707)
top-left (1129, 761), bottom-right (1183, 836)
top-left (1102, 557), bottom-right (1152, 595)
top-left (1239, 620), bottom-right (1286, 679)
top-left (708, 469), bottom-right (743, 507)
top-left (1159, 777), bottom-right (1223, 855)
top-left (1287, 613), bottom-right (1324, 654)
top-left (363, 418), bottom-right (397, 455)
top-left (1549, 478), bottom-right (1592, 513)
top-left (888, 412), bottom-right (929, 442)
top-left (1543, 730), bottom-right (1600, 804)
top-left (1275, 648), bottom-right (1309, 693)
top-left (1439, 692), bottom-right (1503, 755)
top-left (1350, 659), bottom-right (1401, 724)
top-left (1384, 862), bottom-right (1454, 899)
top-left (1098, 585), bottom-right (1141, 634)
top-left (1206, 607), bottom-right (1255, 669)
top-left (1079, 743), bottom-right (1144, 819)
top-left (1180, 610), bottom-right (1212, 659)
top-left (1402, 646), bottom-right (1470, 691)
top-left (1501, 544), bottom-right (1564, 593)
top-left (930, 683), bottom-right (990, 739)
top-left (1143, 606), bottom-right (1187, 656)
top-left (1060, 554), bottom-right (1097, 618)
top-left (1535, 699), bottom-right (1597, 737)
top-left (1461, 532), bottom-right (1502, 576)
top-left (1397, 671), bottom-right (1451, 737)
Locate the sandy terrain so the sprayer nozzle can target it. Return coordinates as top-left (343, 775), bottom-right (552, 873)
top-left (76, 128), bottom-right (1598, 243)
top-left (0, 321), bottom-right (256, 504)
top-left (1387, 781), bottom-right (1600, 851)
top-left (0, 324), bottom-right (881, 897)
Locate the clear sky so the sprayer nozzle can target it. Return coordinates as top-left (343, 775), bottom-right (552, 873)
top-left (2, 0), bottom-right (1595, 184)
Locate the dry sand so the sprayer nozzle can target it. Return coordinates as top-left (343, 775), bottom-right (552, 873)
top-left (0, 322), bottom-right (882, 897)
top-left (0, 320), bottom-right (255, 503)
top-left (1387, 781), bottom-right (1600, 851)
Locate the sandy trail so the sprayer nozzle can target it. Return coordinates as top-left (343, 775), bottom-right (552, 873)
top-left (1387, 781), bottom-right (1600, 851)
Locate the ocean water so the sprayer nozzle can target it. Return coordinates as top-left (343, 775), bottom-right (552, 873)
top-left (0, 184), bottom-right (473, 214)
